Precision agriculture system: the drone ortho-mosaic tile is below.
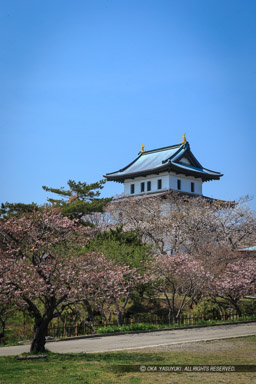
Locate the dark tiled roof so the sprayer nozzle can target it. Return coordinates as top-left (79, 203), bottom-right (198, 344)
top-left (104, 142), bottom-right (223, 182)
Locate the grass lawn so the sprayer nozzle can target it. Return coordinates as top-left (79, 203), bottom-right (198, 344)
top-left (0, 336), bottom-right (255, 384)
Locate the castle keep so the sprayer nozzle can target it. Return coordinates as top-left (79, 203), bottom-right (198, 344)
top-left (104, 136), bottom-right (223, 197)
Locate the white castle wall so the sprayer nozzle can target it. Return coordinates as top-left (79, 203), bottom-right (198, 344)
top-left (124, 172), bottom-right (202, 196)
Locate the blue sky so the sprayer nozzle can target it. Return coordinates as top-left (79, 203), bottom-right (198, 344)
top-left (1, 0), bottom-right (256, 209)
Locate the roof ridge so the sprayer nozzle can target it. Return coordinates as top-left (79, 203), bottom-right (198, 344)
top-left (141, 143), bottom-right (183, 155)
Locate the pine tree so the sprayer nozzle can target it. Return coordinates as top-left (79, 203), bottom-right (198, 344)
top-left (42, 179), bottom-right (112, 221)
top-left (0, 202), bottom-right (39, 218)
top-left (85, 226), bottom-right (151, 270)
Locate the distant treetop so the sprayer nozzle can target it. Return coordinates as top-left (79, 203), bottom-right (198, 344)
top-left (42, 179), bottom-right (112, 221)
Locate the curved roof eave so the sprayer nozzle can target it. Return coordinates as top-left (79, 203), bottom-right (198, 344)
top-left (104, 162), bottom-right (223, 182)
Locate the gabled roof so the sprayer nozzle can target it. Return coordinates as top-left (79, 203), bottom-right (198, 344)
top-left (104, 142), bottom-right (223, 183)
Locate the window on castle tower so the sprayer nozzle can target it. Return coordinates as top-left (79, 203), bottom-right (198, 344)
top-left (157, 179), bottom-right (162, 190)
top-left (177, 179), bottom-right (181, 190)
top-left (191, 182), bottom-right (195, 193)
top-left (141, 182), bottom-right (145, 192)
top-left (130, 184), bottom-right (135, 194)
top-left (147, 181), bottom-right (151, 191)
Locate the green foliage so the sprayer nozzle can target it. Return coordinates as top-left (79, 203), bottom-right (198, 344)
top-left (96, 226), bottom-right (143, 246)
top-left (60, 198), bottom-right (110, 220)
top-left (190, 299), bottom-right (223, 318)
top-left (84, 226), bottom-right (151, 270)
top-left (0, 202), bottom-right (39, 218)
top-left (97, 323), bottom-right (168, 333)
top-left (239, 298), bottom-right (256, 315)
top-left (0, 308), bottom-right (33, 345)
top-left (190, 298), bottom-right (256, 319)
top-left (42, 179), bottom-right (112, 220)
top-left (96, 315), bottom-right (256, 334)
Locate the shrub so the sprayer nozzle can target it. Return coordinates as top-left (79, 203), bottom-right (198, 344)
top-left (189, 300), bottom-right (222, 319)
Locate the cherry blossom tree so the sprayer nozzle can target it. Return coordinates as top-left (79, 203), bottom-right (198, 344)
top-left (77, 252), bottom-right (141, 327)
top-left (0, 208), bottom-right (91, 352)
top-left (107, 192), bottom-right (256, 263)
top-left (0, 207), bottom-right (142, 350)
top-left (206, 257), bottom-right (256, 316)
top-left (145, 253), bottom-right (208, 324)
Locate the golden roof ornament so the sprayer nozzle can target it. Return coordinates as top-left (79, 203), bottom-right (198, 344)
top-left (140, 144), bottom-right (145, 153)
top-left (181, 133), bottom-right (187, 144)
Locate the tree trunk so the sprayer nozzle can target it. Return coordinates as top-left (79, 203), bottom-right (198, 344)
top-left (167, 308), bottom-right (172, 325)
top-left (83, 299), bottom-right (95, 323)
top-left (117, 311), bottom-right (122, 327)
top-left (229, 298), bottom-right (242, 317)
top-left (172, 308), bottom-right (178, 324)
top-left (0, 316), bottom-right (5, 338)
top-left (83, 319), bottom-right (96, 334)
top-left (163, 291), bottom-right (175, 325)
top-left (30, 319), bottom-right (49, 353)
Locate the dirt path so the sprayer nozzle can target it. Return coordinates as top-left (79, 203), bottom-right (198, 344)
top-left (0, 322), bottom-right (255, 356)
